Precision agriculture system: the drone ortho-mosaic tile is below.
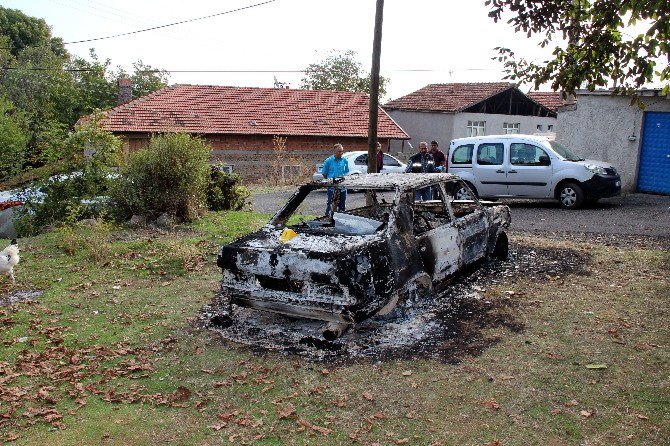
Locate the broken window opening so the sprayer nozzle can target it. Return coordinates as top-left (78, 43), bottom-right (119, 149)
top-left (274, 187), bottom-right (398, 236)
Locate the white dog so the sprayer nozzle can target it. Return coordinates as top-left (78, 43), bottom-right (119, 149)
top-left (0, 239), bottom-right (20, 283)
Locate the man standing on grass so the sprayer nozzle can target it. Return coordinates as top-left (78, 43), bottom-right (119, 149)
top-left (321, 143), bottom-right (349, 215)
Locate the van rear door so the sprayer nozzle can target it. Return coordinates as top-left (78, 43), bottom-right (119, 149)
top-left (474, 141), bottom-right (508, 197)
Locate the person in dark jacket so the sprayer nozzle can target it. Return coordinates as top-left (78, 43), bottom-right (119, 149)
top-left (376, 142), bottom-right (384, 173)
top-left (405, 141), bottom-right (435, 201)
top-left (430, 140), bottom-right (446, 172)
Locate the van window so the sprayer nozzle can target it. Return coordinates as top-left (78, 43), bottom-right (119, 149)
top-left (510, 143), bottom-right (551, 166)
top-left (476, 143), bottom-right (504, 165)
top-left (451, 144), bottom-right (473, 164)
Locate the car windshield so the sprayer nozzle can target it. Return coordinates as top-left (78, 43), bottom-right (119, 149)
top-left (549, 140), bottom-right (584, 161)
top-left (270, 186), bottom-right (398, 236)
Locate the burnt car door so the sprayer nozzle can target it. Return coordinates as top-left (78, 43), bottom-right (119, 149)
top-left (444, 179), bottom-right (489, 265)
top-left (411, 183), bottom-right (460, 288)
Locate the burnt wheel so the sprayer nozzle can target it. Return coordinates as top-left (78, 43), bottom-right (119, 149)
top-left (558, 182), bottom-right (585, 209)
top-left (491, 232), bottom-right (509, 261)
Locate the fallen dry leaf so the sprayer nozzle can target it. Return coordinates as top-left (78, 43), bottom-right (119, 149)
top-left (482, 398), bottom-right (500, 410)
top-left (636, 414), bottom-right (649, 420)
top-left (296, 418), bottom-right (332, 435)
top-left (4, 432), bottom-right (19, 442)
top-left (217, 410), bottom-right (241, 422)
top-left (401, 370), bottom-right (413, 376)
top-left (362, 391), bottom-right (374, 401)
top-left (321, 369), bottom-right (330, 375)
top-left (580, 410), bottom-right (593, 418)
top-left (277, 403), bottom-right (296, 419)
top-left (170, 386), bottom-right (191, 403)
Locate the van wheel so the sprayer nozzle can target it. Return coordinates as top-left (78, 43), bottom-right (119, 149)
top-left (491, 232), bottom-right (509, 260)
top-left (456, 183), bottom-right (478, 200)
top-left (558, 183), bottom-right (585, 209)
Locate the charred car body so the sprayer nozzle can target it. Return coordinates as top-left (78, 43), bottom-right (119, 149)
top-left (213, 173), bottom-right (511, 340)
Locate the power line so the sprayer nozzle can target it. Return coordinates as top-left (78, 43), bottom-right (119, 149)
top-left (62, 0), bottom-right (278, 45)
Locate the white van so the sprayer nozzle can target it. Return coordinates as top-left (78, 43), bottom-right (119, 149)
top-left (448, 135), bottom-right (621, 209)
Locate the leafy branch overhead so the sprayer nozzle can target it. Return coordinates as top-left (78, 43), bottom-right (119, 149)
top-left (487, 0), bottom-right (670, 97)
top-left (301, 50), bottom-right (388, 99)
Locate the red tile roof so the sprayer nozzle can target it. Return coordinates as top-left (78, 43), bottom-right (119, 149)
top-left (383, 82), bottom-right (515, 112)
top-left (98, 84), bottom-right (409, 139)
top-left (526, 91), bottom-right (566, 112)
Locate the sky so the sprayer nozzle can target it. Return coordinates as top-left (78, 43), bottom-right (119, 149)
top-left (2, 0), bottom-right (566, 100)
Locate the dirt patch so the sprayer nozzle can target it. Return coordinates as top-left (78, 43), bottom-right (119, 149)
top-left (202, 241), bottom-right (590, 364)
top-left (0, 289), bottom-right (43, 307)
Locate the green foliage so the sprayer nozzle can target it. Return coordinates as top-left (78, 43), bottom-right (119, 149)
top-left (206, 166), bottom-right (250, 211)
top-left (13, 118), bottom-right (122, 235)
top-left (0, 96), bottom-right (29, 180)
top-left (0, 9), bottom-right (169, 176)
top-left (301, 50), bottom-right (388, 98)
top-left (58, 210), bottom-right (113, 264)
top-left (110, 133), bottom-right (211, 222)
top-left (0, 6), bottom-right (67, 58)
top-left (487, 0), bottom-right (670, 99)
top-left (116, 60), bottom-right (169, 99)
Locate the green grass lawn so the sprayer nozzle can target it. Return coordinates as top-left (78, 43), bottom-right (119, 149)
top-left (0, 212), bottom-right (668, 445)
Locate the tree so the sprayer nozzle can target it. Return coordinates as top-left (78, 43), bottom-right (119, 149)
top-left (0, 97), bottom-right (29, 180)
top-left (301, 50), bottom-right (388, 98)
top-left (487, 0), bottom-right (670, 99)
top-left (0, 6), bottom-right (67, 58)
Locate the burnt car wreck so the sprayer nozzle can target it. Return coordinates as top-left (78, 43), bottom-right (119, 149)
top-left (212, 173), bottom-right (511, 340)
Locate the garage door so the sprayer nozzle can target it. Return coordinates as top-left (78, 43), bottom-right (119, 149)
top-left (638, 112), bottom-right (670, 195)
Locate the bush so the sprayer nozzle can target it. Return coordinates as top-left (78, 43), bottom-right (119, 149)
top-left (110, 133), bottom-right (210, 222)
top-left (207, 165), bottom-right (250, 211)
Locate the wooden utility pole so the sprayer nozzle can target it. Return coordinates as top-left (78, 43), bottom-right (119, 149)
top-left (367, 0), bottom-right (384, 175)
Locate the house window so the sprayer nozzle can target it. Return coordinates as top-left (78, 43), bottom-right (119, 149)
top-left (503, 122), bottom-right (520, 134)
top-left (548, 124), bottom-right (555, 132)
top-left (537, 124), bottom-right (543, 131)
top-left (467, 121), bottom-right (485, 137)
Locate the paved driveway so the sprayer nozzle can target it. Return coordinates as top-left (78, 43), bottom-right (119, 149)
top-left (252, 190), bottom-right (670, 238)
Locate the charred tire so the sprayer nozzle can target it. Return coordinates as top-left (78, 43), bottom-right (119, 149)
top-left (456, 182), bottom-right (478, 200)
top-left (491, 232), bottom-right (509, 261)
top-left (558, 182), bottom-right (585, 209)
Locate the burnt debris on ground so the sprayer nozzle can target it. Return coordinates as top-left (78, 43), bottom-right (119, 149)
top-left (202, 241), bottom-right (590, 364)
top-left (0, 289), bottom-right (43, 307)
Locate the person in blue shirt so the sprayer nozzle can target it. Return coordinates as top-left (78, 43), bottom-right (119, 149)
top-left (321, 143), bottom-right (350, 215)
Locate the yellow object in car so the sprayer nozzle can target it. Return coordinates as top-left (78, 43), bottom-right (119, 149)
top-left (279, 228), bottom-right (297, 243)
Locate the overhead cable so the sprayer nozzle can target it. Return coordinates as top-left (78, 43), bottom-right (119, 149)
top-left (62, 0), bottom-right (277, 45)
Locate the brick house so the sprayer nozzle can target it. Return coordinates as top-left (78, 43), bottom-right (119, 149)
top-left (383, 83), bottom-right (558, 154)
top-left (97, 84), bottom-right (409, 182)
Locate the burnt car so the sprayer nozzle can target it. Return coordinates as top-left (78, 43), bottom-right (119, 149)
top-left (213, 173), bottom-right (511, 340)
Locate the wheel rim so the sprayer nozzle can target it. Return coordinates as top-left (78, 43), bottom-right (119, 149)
top-left (560, 187), bottom-right (576, 207)
top-left (456, 187), bottom-right (471, 200)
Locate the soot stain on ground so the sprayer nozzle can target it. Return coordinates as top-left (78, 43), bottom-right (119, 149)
top-left (201, 241), bottom-right (590, 364)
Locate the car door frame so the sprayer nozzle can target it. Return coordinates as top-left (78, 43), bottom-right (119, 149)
top-left (507, 142), bottom-right (554, 197)
top-left (473, 140), bottom-right (509, 197)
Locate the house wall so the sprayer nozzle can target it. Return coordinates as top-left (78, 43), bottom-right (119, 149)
top-left (557, 94), bottom-right (670, 192)
top-left (117, 133), bottom-right (389, 184)
top-left (385, 110), bottom-right (557, 157)
top-left (451, 113), bottom-right (557, 139)
top-left (385, 110), bottom-right (454, 155)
